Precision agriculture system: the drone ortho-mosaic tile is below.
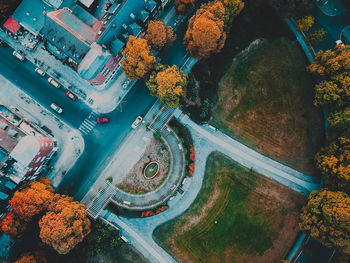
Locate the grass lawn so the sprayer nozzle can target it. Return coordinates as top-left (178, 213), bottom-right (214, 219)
top-left (211, 38), bottom-right (323, 174)
top-left (154, 152), bottom-right (305, 263)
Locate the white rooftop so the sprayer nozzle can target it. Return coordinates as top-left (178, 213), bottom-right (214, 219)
top-left (10, 135), bottom-right (40, 167)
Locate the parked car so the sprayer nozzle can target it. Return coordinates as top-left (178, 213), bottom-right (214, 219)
top-left (335, 39), bottom-right (345, 46)
top-left (35, 67), bottom-right (46, 76)
top-left (65, 91), bottom-right (77, 101)
top-left (48, 77), bottom-right (61, 88)
top-left (131, 116), bottom-right (143, 129)
top-left (41, 125), bottom-right (52, 135)
top-left (97, 116), bottom-right (109, 123)
top-left (104, 2), bottom-right (112, 11)
top-left (0, 39), bottom-right (8, 47)
top-left (50, 103), bottom-right (63, 114)
top-left (12, 50), bottom-right (25, 61)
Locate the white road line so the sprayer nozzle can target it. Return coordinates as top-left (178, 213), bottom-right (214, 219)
top-left (82, 121), bottom-right (95, 129)
top-left (85, 119), bottom-right (96, 126)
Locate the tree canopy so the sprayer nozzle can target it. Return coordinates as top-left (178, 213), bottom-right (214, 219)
top-left (219, 0), bottom-right (244, 30)
top-left (15, 252), bottom-right (47, 263)
top-left (0, 211), bottom-right (28, 240)
top-left (145, 20), bottom-right (175, 50)
top-left (39, 195), bottom-right (91, 255)
top-left (316, 137), bottom-right (350, 192)
top-left (184, 1), bottom-right (226, 60)
top-left (173, 0), bottom-right (195, 14)
top-left (121, 36), bottom-right (156, 80)
top-left (300, 190), bottom-right (350, 255)
top-left (295, 16), bottom-right (314, 31)
top-left (273, 0), bottom-right (314, 17)
top-left (146, 64), bottom-right (187, 108)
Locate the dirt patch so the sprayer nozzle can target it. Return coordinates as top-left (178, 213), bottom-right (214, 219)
top-left (119, 137), bottom-right (170, 193)
top-left (212, 38), bottom-right (323, 174)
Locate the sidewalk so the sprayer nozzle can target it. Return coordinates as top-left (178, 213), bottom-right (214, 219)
top-left (0, 75), bottom-right (84, 187)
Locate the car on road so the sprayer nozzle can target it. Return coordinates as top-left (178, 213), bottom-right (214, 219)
top-left (97, 116), bottom-right (109, 123)
top-left (12, 51), bottom-right (25, 61)
top-left (65, 91), bottom-right (77, 101)
top-left (35, 67), bottom-right (46, 76)
top-left (48, 77), bottom-right (61, 88)
top-left (50, 103), bottom-right (63, 114)
top-left (335, 39), bottom-right (345, 46)
top-left (131, 116), bottom-right (143, 129)
top-left (0, 40), bottom-right (8, 47)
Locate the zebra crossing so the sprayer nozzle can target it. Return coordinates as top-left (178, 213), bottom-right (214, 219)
top-left (78, 112), bottom-right (98, 136)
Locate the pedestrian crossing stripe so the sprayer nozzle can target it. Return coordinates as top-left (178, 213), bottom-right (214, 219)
top-left (79, 111), bottom-right (98, 136)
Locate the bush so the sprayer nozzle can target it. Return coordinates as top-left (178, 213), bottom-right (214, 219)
top-left (123, 188), bottom-right (129, 192)
top-left (130, 190), bottom-right (136, 194)
top-left (307, 29), bottom-right (327, 46)
top-left (116, 184), bottom-right (122, 189)
top-left (106, 177), bottom-right (113, 183)
top-left (138, 190), bottom-right (145, 194)
top-left (153, 130), bottom-right (162, 139)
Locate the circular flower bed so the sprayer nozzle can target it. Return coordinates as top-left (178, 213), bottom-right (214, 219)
top-left (144, 162), bottom-right (159, 179)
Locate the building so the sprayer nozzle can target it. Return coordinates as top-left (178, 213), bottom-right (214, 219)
top-left (0, 105), bottom-right (57, 217)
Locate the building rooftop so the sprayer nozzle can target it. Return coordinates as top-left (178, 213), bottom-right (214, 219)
top-left (78, 42), bottom-right (112, 80)
top-left (110, 38), bottom-right (125, 55)
top-left (0, 117), bottom-right (25, 153)
top-left (10, 135), bottom-right (40, 167)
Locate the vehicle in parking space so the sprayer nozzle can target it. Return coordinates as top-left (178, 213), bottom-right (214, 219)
top-left (97, 116), bottom-right (109, 123)
top-left (12, 50), bottom-right (25, 61)
top-left (41, 125), bottom-right (52, 135)
top-left (35, 67), bottom-right (46, 76)
top-left (50, 103), bottom-right (63, 114)
top-left (65, 91), bottom-right (77, 101)
top-left (48, 77), bottom-right (61, 88)
top-left (122, 79), bottom-right (131, 89)
top-left (131, 116), bottom-right (143, 129)
top-left (0, 40), bottom-right (8, 47)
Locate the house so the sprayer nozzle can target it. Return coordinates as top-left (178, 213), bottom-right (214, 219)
top-left (0, 105), bottom-right (57, 218)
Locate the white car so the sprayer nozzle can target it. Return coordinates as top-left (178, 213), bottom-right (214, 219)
top-left (131, 116), bottom-right (143, 129)
top-left (50, 103), bottom-right (63, 114)
top-left (35, 67), bottom-right (45, 76)
top-left (48, 77), bottom-right (61, 88)
top-left (335, 39), bottom-right (345, 46)
top-left (12, 51), bottom-right (25, 61)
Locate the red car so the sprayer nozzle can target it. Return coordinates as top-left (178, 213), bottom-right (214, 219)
top-left (97, 117), bottom-right (109, 123)
top-left (65, 91), bottom-right (77, 101)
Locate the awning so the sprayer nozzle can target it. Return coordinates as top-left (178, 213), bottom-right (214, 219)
top-left (4, 17), bottom-right (20, 34)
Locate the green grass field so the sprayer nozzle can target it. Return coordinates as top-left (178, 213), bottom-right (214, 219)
top-left (154, 152), bottom-right (303, 263)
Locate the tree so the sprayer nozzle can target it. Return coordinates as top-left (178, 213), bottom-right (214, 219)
top-left (145, 20), bottom-right (175, 50)
top-left (300, 190), bottom-right (350, 254)
top-left (0, 211), bottom-right (28, 240)
top-left (296, 16), bottom-right (314, 31)
top-left (39, 195), bottom-right (91, 254)
top-left (146, 64), bottom-right (188, 108)
top-left (9, 180), bottom-right (55, 222)
top-left (273, 0), bottom-right (314, 17)
top-left (328, 108), bottom-right (350, 130)
top-left (121, 36), bottom-right (156, 80)
top-left (219, 0), bottom-right (244, 30)
top-left (307, 29), bottom-right (327, 46)
top-left (184, 1), bottom-right (226, 60)
top-left (173, 0), bottom-right (195, 14)
top-left (307, 45), bottom-right (350, 77)
top-left (15, 252), bottom-right (47, 263)
top-left (316, 137), bottom-right (350, 192)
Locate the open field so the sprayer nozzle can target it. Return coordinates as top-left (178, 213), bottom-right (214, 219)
top-left (211, 38), bottom-right (323, 174)
top-left (154, 152), bottom-right (305, 263)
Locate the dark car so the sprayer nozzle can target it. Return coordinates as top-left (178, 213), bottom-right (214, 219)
top-left (0, 40), bottom-right (8, 47)
top-left (65, 91), bottom-right (77, 101)
top-left (97, 117), bottom-right (109, 123)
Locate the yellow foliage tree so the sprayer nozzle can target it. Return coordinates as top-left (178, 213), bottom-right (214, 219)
top-left (121, 36), bottom-right (156, 80)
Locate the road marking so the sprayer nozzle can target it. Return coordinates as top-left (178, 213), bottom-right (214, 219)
top-left (78, 111), bottom-right (98, 136)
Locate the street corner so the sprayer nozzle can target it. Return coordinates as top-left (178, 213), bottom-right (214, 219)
top-left (316, 0), bottom-right (347, 16)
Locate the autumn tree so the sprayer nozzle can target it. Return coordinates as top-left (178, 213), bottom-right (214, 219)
top-left (173, 0), bottom-right (195, 14)
top-left (300, 190), bottom-right (350, 254)
top-left (307, 45), bottom-right (350, 77)
top-left (39, 195), bottom-right (91, 254)
top-left (307, 29), bottom-right (327, 46)
top-left (15, 252), bottom-right (47, 263)
top-left (121, 36), bottom-right (156, 80)
top-left (316, 137), bottom-right (350, 192)
top-left (219, 0), bottom-right (244, 30)
top-left (0, 211), bottom-right (28, 240)
top-left (328, 108), bottom-right (350, 130)
top-left (145, 20), bottom-right (175, 50)
top-left (146, 64), bottom-right (187, 108)
top-left (296, 16), bottom-right (314, 31)
top-left (184, 1), bottom-right (226, 60)
top-left (9, 180), bottom-right (55, 222)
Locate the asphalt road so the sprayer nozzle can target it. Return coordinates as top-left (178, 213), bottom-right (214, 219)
top-left (0, 43), bottom-right (156, 200)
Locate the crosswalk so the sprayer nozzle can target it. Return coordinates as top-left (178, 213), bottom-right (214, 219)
top-left (78, 112), bottom-right (98, 136)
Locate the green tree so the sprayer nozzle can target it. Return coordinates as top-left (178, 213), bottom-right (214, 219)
top-left (218, 0), bottom-right (244, 31)
top-left (307, 29), bottom-right (327, 46)
top-left (328, 108), bottom-right (350, 130)
top-left (274, 0), bottom-right (314, 17)
top-left (295, 16), bottom-right (314, 31)
top-left (316, 137), bottom-right (350, 192)
top-left (300, 190), bottom-right (350, 255)
top-left (146, 64), bottom-right (188, 108)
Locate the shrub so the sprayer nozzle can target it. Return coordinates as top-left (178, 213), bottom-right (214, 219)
top-left (138, 190), bottom-right (145, 194)
top-left (116, 184), bottom-right (122, 189)
top-left (130, 190), bottom-right (136, 194)
top-left (153, 130), bottom-right (162, 139)
top-left (106, 177), bottom-right (113, 183)
top-left (307, 29), bottom-right (327, 46)
top-left (123, 188), bottom-right (129, 193)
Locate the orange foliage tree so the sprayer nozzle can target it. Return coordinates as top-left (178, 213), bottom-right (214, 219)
top-left (39, 195), bottom-right (91, 254)
top-left (0, 211), bottom-right (27, 240)
top-left (300, 189), bottom-right (350, 254)
top-left (145, 20), bottom-right (175, 50)
top-left (15, 252), bottom-right (47, 263)
top-left (9, 180), bottom-right (55, 222)
top-left (121, 35), bottom-right (156, 80)
top-left (146, 64), bottom-right (187, 108)
top-left (173, 0), bottom-right (195, 14)
top-left (316, 137), bottom-right (350, 192)
top-left (184, 1), bottom-right (226, 60)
